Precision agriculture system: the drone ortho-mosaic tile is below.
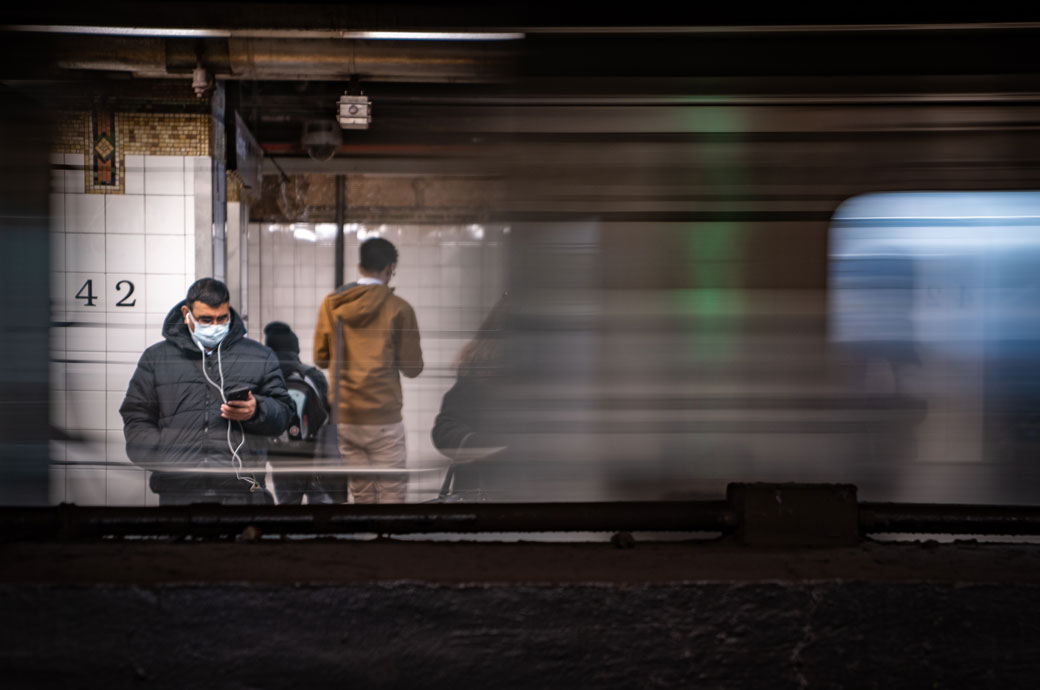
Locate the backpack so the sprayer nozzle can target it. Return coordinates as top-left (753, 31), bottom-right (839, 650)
top-left (268, 368), bottom-right (343, 499)
top-left (284, 370), bottom-right (330, 442)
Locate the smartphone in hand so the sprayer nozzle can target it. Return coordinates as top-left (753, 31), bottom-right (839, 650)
top-left (225, 385), bottom-right (252, 401)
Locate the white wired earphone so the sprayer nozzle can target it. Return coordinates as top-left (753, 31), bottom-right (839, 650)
top-left (193, 335), bottom-right (261, 492)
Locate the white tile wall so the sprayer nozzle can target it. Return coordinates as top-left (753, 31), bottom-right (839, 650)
top-left (106, 391), bottom-right (128, 430)
top-left (65, 193), bottom-right (103, 233)
top-left (145, 155), bottom-right (185, 195)
top-left (145, 312), bottom-right (168, 344)
top-left (272, 287), bottom-right (297, 309)
top-left (145, 196), bottom-right (185, 235)
top-left (51, 153), bottom-right (202, 506)
top-left (106, 467), bottom-right (148, 506)
top-left (106, 432), bottom-right (130, 464)
top-left (105, 311), bottom-right (147, 353)
top-left (185, 232), bottom-right (196, 274)
top-left (106, 354), bottom-right (139, 396)
top-left (184, 196), bottom-right (196, 239)
top-left (67, 311), bottom-right (107, 352)
top-left (227, 202), bottom-right (241, 304)
top-left (105, 194), bottom-right (144, 234)
top-left (311, 287), bottom-right (328, 311)
top-left (182, 161), bottom-right (195, 197)
top-left (66, 356), bottom-right (106, 391)
top-left (66, 432), bottom-right (107, 464)
top-left (146, 273), bottom-right (188, 313)
top-left (105, 233), bottom-right (144, 273)
top-left (145, 234), bottom-right (186, 274)
top-left (124, 155), bottom-right (144, 194)
top-left (66, 234), bottom-right (106, 272)
top-left (67, 390), bottom-right (107, 430)
top-left (316, 261), bottom-right (334, 288)
top-left (187, 157), bottom-right (209, 195)
top-left (295, 243), bottom-right (317, 286)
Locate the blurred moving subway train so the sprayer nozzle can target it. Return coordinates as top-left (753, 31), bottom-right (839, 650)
top-left (478, 25), bottom-right (1040, 504)
top-left (4, 16), bottom-right (1040, 507)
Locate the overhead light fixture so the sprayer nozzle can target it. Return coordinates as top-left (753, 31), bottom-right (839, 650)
top-left (338, 93), bottom-right (372, 130)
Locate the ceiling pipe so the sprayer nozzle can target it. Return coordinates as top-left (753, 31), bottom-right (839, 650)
top-left (48, 35), bottom-right (515, 83)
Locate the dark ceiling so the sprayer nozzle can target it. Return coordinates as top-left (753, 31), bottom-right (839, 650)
top-left (2, 4), bottom-right (1038, 169)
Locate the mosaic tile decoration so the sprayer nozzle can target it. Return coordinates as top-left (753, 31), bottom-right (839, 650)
top-left (54, 112), bottom-right (89, 155)
top-left (91, 111), bottom-right (118, 188)
top-left (55, 111), bottom-right (212, 194)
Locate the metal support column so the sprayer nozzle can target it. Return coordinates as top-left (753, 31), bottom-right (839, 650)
top-left (334, 174), bottom-right (345, 288)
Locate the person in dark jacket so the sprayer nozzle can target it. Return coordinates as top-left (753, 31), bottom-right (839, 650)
top-left (119, 278), bottom-right (294, 505)
top-left (432, 299), bottom-right (510, 500)
top-left (263, 320), bottom-right (343, 505)
top-left (264, 321), bottom-right (330, 403)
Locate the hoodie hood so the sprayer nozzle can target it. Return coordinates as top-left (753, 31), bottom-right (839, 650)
top-left (162, 300), bottom-right (247, 354)
top-left (327, 283), bottom-right (394, 328)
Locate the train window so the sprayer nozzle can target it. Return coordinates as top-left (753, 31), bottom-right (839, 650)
top-left (830, 191), bottom-right (1040, 504)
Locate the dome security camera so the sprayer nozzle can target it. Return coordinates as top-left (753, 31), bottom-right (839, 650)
top-left (301, 120), bottom-right (342, 161)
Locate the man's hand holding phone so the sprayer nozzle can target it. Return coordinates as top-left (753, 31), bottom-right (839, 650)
top-left (222, 386), bottom-right (256, 421)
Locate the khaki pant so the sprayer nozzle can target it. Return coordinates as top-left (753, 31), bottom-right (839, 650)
top-left (337, 421), bottom-right (407, 504)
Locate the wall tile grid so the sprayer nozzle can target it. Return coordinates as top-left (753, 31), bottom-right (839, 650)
top-left (255, 224), bottom-right (332, 359)
top-left (51, 151), bottom-right (203, 505)
top-left (246, 223), bottom-right (262, 337)
top-left (255, 223), bottom-right (507, 501)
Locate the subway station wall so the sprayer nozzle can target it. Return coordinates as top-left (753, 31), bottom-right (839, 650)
top-left (247, 222), bottom-right (508, 500)
top-left (50, 154), bottom-right (207, 505)
top-left (49, 160), bottom-right (508, 504)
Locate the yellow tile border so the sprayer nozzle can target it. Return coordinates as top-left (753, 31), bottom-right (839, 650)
top-left (53, 111), bottom-right (213, 194)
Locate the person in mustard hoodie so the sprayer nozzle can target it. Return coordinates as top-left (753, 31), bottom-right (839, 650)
top-left (314, 237), bottom-right (423, 503)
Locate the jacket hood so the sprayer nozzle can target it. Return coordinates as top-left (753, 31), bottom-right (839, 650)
top-left (162, 300), bottom-right (247, 354)
top-left (327, 283), bottom-right (394, 327)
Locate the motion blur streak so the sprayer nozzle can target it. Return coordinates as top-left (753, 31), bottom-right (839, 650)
top-left (464, 45), bottom-right (1040, 504)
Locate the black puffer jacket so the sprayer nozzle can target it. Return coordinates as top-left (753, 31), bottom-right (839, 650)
top-left (119, 301), bottom-right (294, 493)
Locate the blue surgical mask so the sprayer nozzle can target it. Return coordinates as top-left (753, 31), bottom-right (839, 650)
top-left (186, 311), bottom-right (230, 349)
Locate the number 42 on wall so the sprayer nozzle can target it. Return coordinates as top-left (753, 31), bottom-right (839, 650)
top-left (74, 279), bottom-right (136, 307)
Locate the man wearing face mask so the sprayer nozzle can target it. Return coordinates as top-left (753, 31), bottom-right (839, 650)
top-left (119, 278), bottom-right (294, 505)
